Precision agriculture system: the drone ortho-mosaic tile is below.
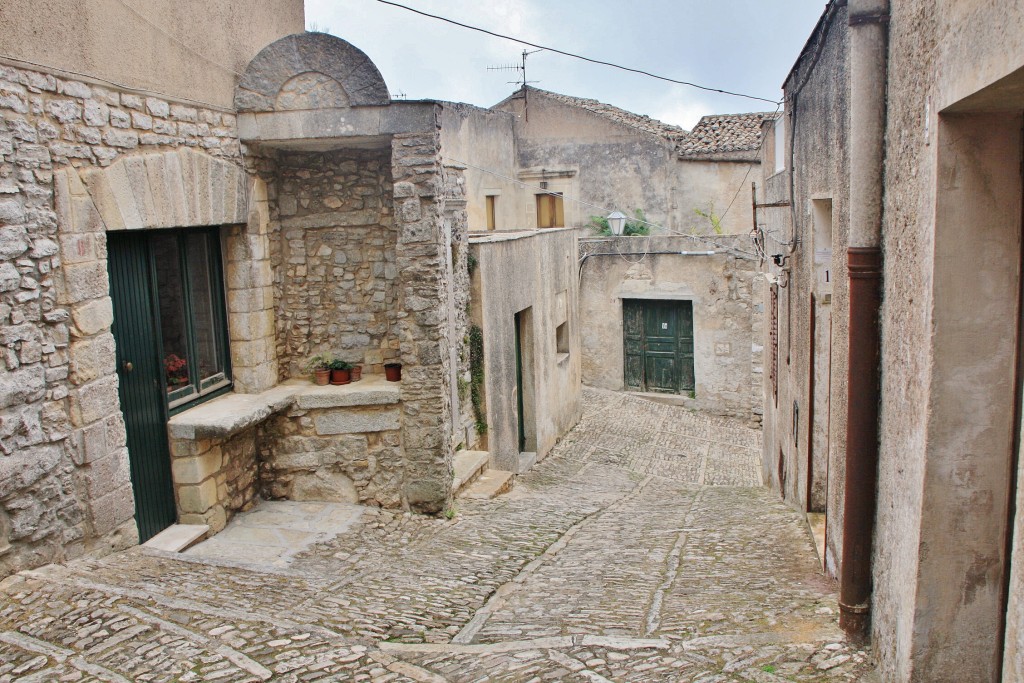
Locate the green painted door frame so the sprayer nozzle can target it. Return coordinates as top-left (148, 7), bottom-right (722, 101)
top-left (623, 299), bottom-right (695, 394)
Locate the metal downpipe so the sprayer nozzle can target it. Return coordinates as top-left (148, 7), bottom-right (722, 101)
top-left (839, 0), bottom-right (888, 637)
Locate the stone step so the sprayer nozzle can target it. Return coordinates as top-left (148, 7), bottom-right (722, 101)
top-left (142, 524), bottom-right (210, 553)
top-left (460, 469), bottom-right (515, 500)
top-left (453, 450), bottom-right (490, 495)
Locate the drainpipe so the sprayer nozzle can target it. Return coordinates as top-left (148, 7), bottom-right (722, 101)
top-left (839, 0), bottom-right (888, 637)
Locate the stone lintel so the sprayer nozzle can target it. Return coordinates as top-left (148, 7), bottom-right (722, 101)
top-left (236, 102), bottom-right (437, 146)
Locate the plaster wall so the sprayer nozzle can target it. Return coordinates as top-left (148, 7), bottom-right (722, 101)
top-left (759, 3), bottom-right (850, 580)
top-left (439, 103), bottom-right (521, 231)
top-left (579, 235), bottom-right (761, 423)
top-left (872, 1), bottom-right (1024, 679)
top-left (469, 228), bottom-right (582, 473)
top-left (493, 92), bottom-right (756, 234)
top-left (0, 0), bottom-right (304, 109)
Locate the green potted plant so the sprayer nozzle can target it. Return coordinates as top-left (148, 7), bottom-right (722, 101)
top-left (304, 355), bottom-right (332, 385)
top-left (329, 358), bottom-right (352, 385)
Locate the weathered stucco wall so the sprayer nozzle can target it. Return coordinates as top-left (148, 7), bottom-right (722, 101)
top-left (579, 235), bottom-right (762, 423)
top-left (469, 228), bottom-right (582, 473)
top-left (439, 103), bottom-right (521, 231)
top-left (873, 2), bottom-right (1024, 680)
top-left (491, 91), bottom-right (757, 234)
top-left (269, 148), bottom-right (399, 378)
top-left (759, 2), bottom-right (850, 580)
top-left (0, 0), bottom-right (304, 109)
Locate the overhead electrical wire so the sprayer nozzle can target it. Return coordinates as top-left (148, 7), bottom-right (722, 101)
top-left (372, 0), bottom-right (782, 106)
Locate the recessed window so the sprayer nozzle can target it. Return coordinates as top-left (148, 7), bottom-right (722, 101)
top-left (556, 321), bottom-right (569, 356)
top-left (151, 229), bottom-right (231, 409)
top-left (536, 192), bottom-right (564, 228)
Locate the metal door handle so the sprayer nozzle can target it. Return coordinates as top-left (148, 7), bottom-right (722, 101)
top-left (123, 361), bottom-right (133, 372)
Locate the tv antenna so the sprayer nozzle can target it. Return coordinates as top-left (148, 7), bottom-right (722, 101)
top-left (488, 49), bottom-right (543, 119)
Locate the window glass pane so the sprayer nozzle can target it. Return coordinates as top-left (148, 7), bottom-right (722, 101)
top-left (186, 233), bottom-right (223, 384)
top-left (152, 233), bottom-right (194, 398)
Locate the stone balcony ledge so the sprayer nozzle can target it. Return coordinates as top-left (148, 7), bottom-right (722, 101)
top-left (168, 375), bottom-right (401, 441)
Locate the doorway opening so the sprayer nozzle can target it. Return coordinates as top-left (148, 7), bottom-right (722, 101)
top-left (108, 227), bottom-right (231, 542)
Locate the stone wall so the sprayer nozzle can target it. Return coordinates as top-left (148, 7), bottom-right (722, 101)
top-left (578, 235), bottom-right (762, 424)
top-left (270, 149), bottom-right (399, 378)
top-left (169, 430), bottom-right (259, 532)
top-left (259, 382), bottom-right (403, 507)
top-left (0, 60), bottom-right (243, 575)
top-left (391, 129), bottom-right (457, 514)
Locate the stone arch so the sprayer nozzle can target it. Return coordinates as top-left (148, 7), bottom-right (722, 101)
top-left (234, 32), bottom-right (389, 112)
top-left (78, 147), bottom-right (248, 230)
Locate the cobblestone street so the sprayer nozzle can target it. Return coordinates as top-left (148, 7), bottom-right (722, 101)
top-left (0, 388), bottom-right (872, 682)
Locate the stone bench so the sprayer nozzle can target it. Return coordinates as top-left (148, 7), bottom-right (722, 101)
top-left (167, 376), bottom-right (402, 532)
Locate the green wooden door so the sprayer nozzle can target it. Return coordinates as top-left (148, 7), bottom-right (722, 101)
top-left (622, 299), bottom-right (695, 394)
top-left (643, 301), bottom-right (679, 393)
top-left (514, 311), bottom-right (526, 452)
top-left (108, 233), bottom-right (177, 542)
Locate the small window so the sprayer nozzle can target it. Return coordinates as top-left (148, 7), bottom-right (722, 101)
top-left (151, 228), bottom-right (231, 410)
top-left (486, 195), bottom-right (497, 230)
top-left (536, 193), bottom-right (564, 228)
top-left (556, 321), bottom-right (569, 356)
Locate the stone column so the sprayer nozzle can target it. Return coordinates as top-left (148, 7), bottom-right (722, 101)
top-left (225, 176), bottom-right (278, 393)
top-left (391, 128), bottom-right (454, 514)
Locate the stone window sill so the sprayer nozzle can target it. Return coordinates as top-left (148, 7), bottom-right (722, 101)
top-left (556, 352), bottom-right (571, 365)
top-left (168, 375), bottom-right (401, 441)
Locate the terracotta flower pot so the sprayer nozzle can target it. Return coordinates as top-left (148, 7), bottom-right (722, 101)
top-left (351, 365), bottom-right (362, 382)
top-left (314, 368), bottom-right (330, 385)
top-left (330, 368), bottom-right (351, 385)
top-left (384, 363), bottom-right (402, 382)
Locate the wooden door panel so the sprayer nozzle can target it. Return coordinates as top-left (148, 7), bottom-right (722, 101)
top-left (108, 233), bottom-right (177, 542)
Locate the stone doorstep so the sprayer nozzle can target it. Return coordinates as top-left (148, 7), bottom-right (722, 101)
top-left (460, 469), bottom-right (515, 500)
top-left (141, 524), bottom-right (210, 553)
top-left (453, 450), bottom-right (489, 495)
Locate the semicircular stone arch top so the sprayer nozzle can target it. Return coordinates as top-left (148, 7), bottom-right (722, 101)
top-left (234, 32), bottom-right (390, 112)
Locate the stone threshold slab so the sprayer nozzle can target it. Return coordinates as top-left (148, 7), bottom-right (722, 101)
top-left (141, 524), bottom-right (210, 553)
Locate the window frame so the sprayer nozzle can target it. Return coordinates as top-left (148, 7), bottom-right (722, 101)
top-left (146, 227), bottom-right (232, 415)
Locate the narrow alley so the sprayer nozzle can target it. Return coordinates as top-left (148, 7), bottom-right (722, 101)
top-left (0, 389), bottom-right (870, 682)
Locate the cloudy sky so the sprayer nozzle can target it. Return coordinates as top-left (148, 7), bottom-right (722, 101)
top-left (305, 0), bottom-right (826, 129)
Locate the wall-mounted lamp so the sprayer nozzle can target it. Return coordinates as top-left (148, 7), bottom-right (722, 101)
top-left (607, 211), bottom-right (627, 236)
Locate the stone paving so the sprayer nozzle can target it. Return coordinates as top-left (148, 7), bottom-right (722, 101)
top-left (0, 388), bottom-right (873, 681)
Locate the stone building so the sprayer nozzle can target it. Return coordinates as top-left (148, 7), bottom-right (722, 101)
top-left (578, 235), bottom-right (762, 423)
top-left (0, 2), bottom-right (551, 578)
top-left (761, 0), bottom-right (1024, 680)
top-left (442, 87), bottom-right (771, 235)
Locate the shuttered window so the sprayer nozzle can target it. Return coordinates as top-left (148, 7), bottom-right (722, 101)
top-left (536, 193), bottom-right (565, 228)
top-left (770, 284), bottom-right (779, 404)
